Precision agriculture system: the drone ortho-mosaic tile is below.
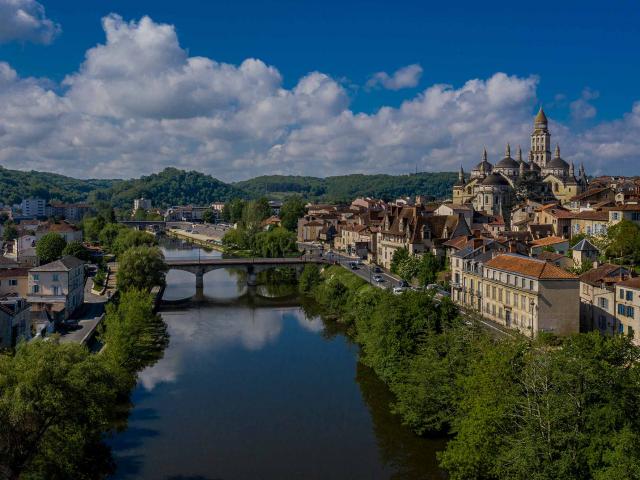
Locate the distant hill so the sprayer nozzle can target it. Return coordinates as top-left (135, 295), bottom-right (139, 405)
top-left (234, 172), bottom-right (458, 202)
top-left (91, 168), bottom-right (244, 209)
top-left (0, 166), bottom-right (457, 210)
top-left (0, 166), bottom-right (117, 206)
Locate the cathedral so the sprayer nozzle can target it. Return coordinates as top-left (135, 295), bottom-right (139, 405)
top-left (452, 108), bottom-right (588, 216)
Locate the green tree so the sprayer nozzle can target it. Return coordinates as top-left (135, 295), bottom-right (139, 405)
top-left (112, 228), bottom-right (157, 256)
top-left (299, 264), bottom-right (321, 293)
top-left (98, 223), bottom-right (126, 251)
top-left (0, 341), bottom-right (120, 479)
top-left (62, 240), bottom-right (90, 261)
top-left (398, 256), bottom-right (420, 282)
top-left (606, 219), bottom-right (640, 264)
top-left (253, 227), bottom-right (297, 257)
top-left (222, 199), bottom-right (245, 223)
top-left (2, 223), bottom-right (18, 242)
top-left (81, 216), bottom-right (105, 242)
top-left (280, 195), bottom-right (306, 231)
top-left (416, 252), bottom-right (442, 286)
top-left (222, 228), bottom-right (248, 251)
top-left (35, 232), bottom-right (67, 264)
top-left (100, 289), bottom-right (169, 375)
top-left (116, 246), bottom-right (168, 292)
top-left (202, 208), bottom-right (216, 224)
top-left (390, 247), bottom-right (410, 274)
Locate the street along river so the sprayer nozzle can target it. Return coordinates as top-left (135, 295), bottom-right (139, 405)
top-left (110, 238), bottom-right (446, 479)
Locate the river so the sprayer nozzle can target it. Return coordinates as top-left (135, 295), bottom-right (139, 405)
top-left (110, 238), bottom-right (446, 479)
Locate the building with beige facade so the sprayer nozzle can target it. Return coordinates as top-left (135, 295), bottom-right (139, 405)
top-left (615, 278), bottom-right (640, 343)
top-left (452, 252), bottom-right (579, 336)
top-left (579, 263), bottom-right (631, 335)
top-left (27, 255), bottom-right (85, 321)
top-left (0, 268), bottom-right (29, 297)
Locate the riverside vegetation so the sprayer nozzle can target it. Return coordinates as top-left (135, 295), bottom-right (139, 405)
top-left (300, 264), bottom-right (640, 480)
top-left (0, 215), bottom-right (169, 479)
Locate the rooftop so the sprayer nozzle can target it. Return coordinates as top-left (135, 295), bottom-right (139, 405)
top-left (30, 255), bottom-right (85, 272)
top-left (485, 253), bottom-right (577, 280)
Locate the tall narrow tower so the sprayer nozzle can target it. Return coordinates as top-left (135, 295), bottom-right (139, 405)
top-left (530, 107), bottom-right (551, 168)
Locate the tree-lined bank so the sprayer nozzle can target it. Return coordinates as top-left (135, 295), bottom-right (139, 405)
top-left (301, 264), bottom-right (640, 479)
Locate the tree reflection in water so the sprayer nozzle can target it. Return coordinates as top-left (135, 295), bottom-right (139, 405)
top-left (355, 362), bottom-right (448, 480)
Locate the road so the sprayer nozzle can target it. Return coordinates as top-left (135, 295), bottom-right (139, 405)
top-left (298, 242), bottom-right (401, 288)
top-left (58, 275), bottom-right (108, 344)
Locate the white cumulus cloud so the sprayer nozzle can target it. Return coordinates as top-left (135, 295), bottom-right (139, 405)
top-left (0, 0), bottom-right (60, 44)
top-left (0, 14), bottom-right (638, 180)
top-left (366, 63), bottom-right (423, 91)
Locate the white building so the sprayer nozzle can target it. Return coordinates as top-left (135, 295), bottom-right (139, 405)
top-left (27, 255), bottom-right (85, 321)
top-left (134, 198), bottom-right (152, 212)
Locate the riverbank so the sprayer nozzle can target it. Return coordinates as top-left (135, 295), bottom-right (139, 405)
top-left (166, 226), bottom-right (225, 251)
top-left (302, 264), bottom-right (640, 479)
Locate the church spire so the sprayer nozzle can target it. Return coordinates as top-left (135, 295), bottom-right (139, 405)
top-left (517, 146), bottom-right (523, 162)
top-left (483, 147), bottom-right (488, 162)
top-left (458, 164), bottom-right (465, 183)
top-left (535, 106), bottom-right (548, 127)
top-left (505, 143), bottom-right (511, 157)
top-left (555, 144), bottom-right (561, 158)
top-left (569, 161), bottom-right (575, 177)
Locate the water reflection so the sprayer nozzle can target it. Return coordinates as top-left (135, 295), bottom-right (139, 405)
top-left (111, 241), bottom-right (447, 479)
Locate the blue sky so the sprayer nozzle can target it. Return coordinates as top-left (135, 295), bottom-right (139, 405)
top-left (0, 0), bottom-right (639, 179)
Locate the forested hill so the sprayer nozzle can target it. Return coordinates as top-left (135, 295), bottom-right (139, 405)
top-left (233, 172), bottom-right (458, 202)
top-left (0, 165), bottom-right (457, 208)
top-left (91, 168), bottom-right (244, 208)
top-left (0, 166), bottom-right (117, 205)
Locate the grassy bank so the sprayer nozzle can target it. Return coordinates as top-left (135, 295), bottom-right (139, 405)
top-left (301, 264), bottom-right (640, 479)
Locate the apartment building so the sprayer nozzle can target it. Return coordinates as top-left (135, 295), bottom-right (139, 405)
top-left (452, 252), bottom-right (579, 336)
top-left (19, 198), bottom-right (46, 218)
top-left (615, 278), bottom-right (640, 343)
top-left (27, 255), bottom-right (85, 321)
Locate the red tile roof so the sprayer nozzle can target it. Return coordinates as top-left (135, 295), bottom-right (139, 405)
top-left (485, 254), bottom-right (577, 280)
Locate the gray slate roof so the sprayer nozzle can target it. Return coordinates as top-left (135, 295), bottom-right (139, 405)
top-left (573, 238), bottom-right (598, 252)
top-left (30, 255), bottom-right (85, 272)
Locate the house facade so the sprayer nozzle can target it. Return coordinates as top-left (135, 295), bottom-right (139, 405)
top-left (27, 255), bottom-right (85, 321)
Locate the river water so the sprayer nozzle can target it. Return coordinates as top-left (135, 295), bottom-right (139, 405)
top-left (110, 238), bottom-right (446, 479)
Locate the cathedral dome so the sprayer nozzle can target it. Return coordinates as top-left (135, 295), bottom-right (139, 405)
top-left (482, 173), bottom-right (509, 186)
top-left (495, 156), bottom-right (519, 169)
top-left (475, 159), bottom-right (493, 171)
top-left (547, 156), bottom-right (569, 169)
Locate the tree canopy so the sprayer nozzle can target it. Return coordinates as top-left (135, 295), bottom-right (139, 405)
top-left (35, 232), bottom-right (67, 264)
top-left (116, 246), bottom-right (168, 292)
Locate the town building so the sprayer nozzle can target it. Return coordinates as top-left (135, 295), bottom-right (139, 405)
top-left (579, 264), bottom-right (631, 335)
top-left (133, 198), bottom-right (153, 212)
top-left (27, 255), bottom-right (85, 321)
top-left (47, 202), bottom-right (93, 222)
top-left (0, 268), bottom-right (29, 297)
top-left (572, 238), bottom-right (599, 268)
top-left (615, 277), bottom-right (640, 343)
top-left (0, 295), bottom-right (31, 348)
top-left (452, 252), bottom-right (579, 336)
top-left (19, 198), bottom-right (46, 218)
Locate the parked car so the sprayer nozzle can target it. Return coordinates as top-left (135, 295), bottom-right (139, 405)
top-left (350, 262), bottom-right (359, 270)
top-left (393, 286), bottom-right (407, 295)
top-left (373, 274), bottom-right (384, 283)
top-left (373, 266), bottom-right (382, 273)
top-left (399, 280), bottom-right (409, 288)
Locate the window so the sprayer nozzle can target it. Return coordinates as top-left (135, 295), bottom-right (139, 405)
top-left (618, 304), bottom-right (625, 315)
top-left (9, 279), bottom-right (17, 286)
top-left (629, 326), bottom-right (635, 338)
top-left (53, 273), bottom-right (59, 282)
top-left (627, 306), bottom-right (635, 318)
top-left (627, 291), bottom-right (633, 301)
top-left (618, 323), bottom-right (625, 334)
top-left (529, 280), bottom-right (534, 290)
top-left (598, 298), bottom-right (609, 309)
top-left (598, 316), bottom-right (606, 330)
top-left (53, 286), bottom-right (60, 296)
top-left (33, 274), bottom-right (39, 281)
top-left (32, 285), bottom-right (39, 293)
top-left (620, 289), bottom-right (625, 299)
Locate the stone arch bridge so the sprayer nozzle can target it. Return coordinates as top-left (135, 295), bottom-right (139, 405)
top-left (165, 257), bottom-right (328, 288)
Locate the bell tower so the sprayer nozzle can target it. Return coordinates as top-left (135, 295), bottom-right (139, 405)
top-left (530, 107), bottom-right (551, 168)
